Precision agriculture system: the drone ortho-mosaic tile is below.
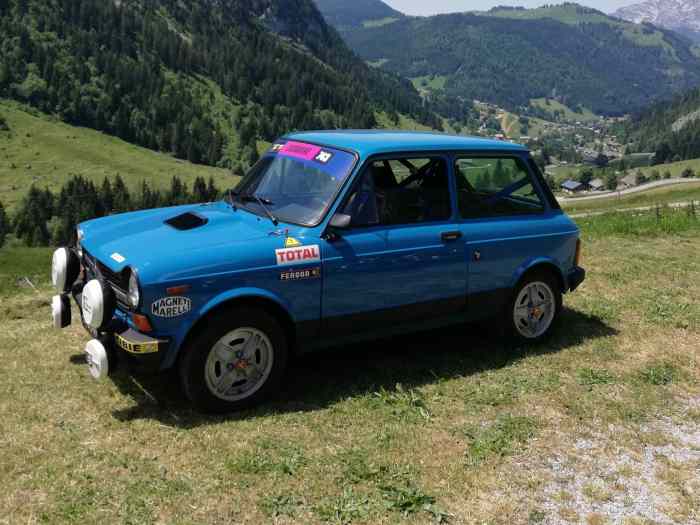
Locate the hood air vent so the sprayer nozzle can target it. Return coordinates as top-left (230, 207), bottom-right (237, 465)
top-left (165, 212), bottom-right (208, 231)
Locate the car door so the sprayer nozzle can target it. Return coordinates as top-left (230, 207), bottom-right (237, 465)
top-left (452, 153), bottom-right (567, 318)
top-left (320, 155), bottom-right (467, 337)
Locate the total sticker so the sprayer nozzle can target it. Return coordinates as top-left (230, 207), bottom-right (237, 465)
top-left (275, 245), bottom-right (321, 266)
top-left (151, 296), bottom-right (191, 318)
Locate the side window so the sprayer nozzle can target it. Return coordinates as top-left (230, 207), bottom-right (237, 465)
top-left (340, 157), bottom-right (451, 227)
top-left (454, 157), bottom-right (545, 218)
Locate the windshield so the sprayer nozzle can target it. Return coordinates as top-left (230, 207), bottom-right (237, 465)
top-left (229, 141), bottom-right (357, 226)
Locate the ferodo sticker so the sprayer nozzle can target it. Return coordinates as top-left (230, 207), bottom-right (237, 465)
top-left (151, 296), bottom-right (191, 318)
top-left (275, 245), bottom-right (321, 266)
top-left (280, 267), bottom-right (321, 281)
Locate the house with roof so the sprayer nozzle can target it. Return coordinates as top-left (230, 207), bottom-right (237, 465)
top-left (561, 180), bottom-right (586, 194)
top-left (619, 173), bottom-right (638, 189)
top-left (589, 178), bottom-right (605, 191)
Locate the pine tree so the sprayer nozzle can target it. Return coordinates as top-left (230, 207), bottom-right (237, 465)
top-left (0, 200), bottom-right (8, 248)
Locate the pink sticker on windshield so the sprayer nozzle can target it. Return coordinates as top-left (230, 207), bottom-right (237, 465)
top-left (279, 141), bottom-right (322, 161)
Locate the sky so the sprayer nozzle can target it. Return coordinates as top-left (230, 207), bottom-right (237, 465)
top-left (383, 0), bottom-right (635, 16)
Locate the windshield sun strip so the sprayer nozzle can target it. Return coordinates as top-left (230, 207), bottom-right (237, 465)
top-left (228, 142), bottom-right (359, 228)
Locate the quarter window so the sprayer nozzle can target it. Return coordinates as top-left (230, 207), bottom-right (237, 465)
top-left (454, 157), bottom-right (545, 218)
top-left (340, 157), bottom-right (451, 227)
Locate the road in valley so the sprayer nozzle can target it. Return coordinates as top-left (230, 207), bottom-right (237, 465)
top-left (558, 178), bottom-right (700, 204)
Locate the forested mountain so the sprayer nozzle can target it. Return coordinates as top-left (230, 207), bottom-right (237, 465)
top-left (314, 0), bottom-right (403, 29)
top-left (0, 0), bottom-right (450, 172)
top-left (316, 2), bottom-right (700, 115)
top-left (624, 86), bottom-right (700, 163)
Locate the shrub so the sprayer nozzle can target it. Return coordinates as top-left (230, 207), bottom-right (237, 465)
top-left (681, 167), bottom-right (695, 178)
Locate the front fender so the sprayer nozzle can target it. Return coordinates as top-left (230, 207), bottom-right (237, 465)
top-left (510, 256), bottom-right (567, 292)
top-left (161, 287), bottom-right (295, 370)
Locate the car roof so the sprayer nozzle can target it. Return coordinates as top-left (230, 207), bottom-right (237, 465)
top-left (284, 130), bottom-right (528, 158)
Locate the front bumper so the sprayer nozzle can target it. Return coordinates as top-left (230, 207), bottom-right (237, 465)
top-left (568, 266), bottom-right (586, 292)
top-left (67, 283), bottom-right (169, 375)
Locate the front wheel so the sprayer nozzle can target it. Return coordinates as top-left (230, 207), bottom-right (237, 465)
top-left (179, 308), bottom-right (288, 413)
top-left (506, 271), bottom-right (562, 344)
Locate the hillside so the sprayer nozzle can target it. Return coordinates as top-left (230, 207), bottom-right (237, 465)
top-left (624, 86), bottom-right (700, 162)
top-left (0, 101), bottom-right (232, 211)
top-left (0, 0), bottom-right (445, 173)
top-left (318, 2), bottom-right (700, 115)
top-left (314, 0), bottom-right (403, 29)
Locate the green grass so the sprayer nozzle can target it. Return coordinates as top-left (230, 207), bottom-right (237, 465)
top-left (484, 5), bottom-right (618, 26)
top-left (0, 239), bottom-right (52, 296)
top-left (1, 216), bottom-right (699, 523)
top-left (530, 98), bottom-right (598, 123)
top-left (500, 111), bottom-right (521, 137)
top-left (575, 205), bottom-right (700, 238)
top-left (0, 100), bottom-right (233, 211)
top-left (374, 110), bottom-right (434, 131)
top-left (463, 414), bottom-right (538, 466)
top-left (366, 58), bottom-right (389, 68)
top-left (362, 17), bottom-right (400, 28)
top-left (410, 75), bottom-right (448, 95)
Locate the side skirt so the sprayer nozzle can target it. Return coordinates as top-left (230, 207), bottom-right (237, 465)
top-left (297, 289), bottom-right (511, 354)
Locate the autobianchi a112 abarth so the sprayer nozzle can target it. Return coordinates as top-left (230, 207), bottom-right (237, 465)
top-left (50, 131), bottom-right (585, 412)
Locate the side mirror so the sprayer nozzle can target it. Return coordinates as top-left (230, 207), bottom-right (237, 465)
top-left (324, 213), bottom-right (351, 242)
top-left (329, 213), bottom-right (351, 229)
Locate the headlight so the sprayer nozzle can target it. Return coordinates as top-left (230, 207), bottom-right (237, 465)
top-left (128, 270), bottom-right (140, 309)
top-left (76, 229), bottom-right (84, 259)
top-left (51, 247), bottom-right (80, 293)
top-left (82, 279), bottom-right (116, 330)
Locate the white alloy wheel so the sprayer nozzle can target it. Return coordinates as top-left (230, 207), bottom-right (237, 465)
top-left (204, 327), bottom-right (274, 402)
top-left (513, 281), bottom-right (556, 339)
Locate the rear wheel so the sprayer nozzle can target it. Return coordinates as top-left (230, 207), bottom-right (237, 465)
top-left (179, 308), bottom-right (288, 413)
top-left (506, 270), bottom-right (562, 344)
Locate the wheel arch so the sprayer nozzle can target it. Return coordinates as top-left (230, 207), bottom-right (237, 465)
top-left (167, 290), bottom-right (298, 370)
top-left (511, 258), bottom-right (566, 293)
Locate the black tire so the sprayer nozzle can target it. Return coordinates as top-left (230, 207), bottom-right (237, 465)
top-left (505, 269), bottom-right (562, 344)
top-left (179, 307), bottom-right (288, 413)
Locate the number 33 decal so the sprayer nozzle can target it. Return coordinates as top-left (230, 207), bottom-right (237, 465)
top-left (315, 151), bottom-right (333, 164)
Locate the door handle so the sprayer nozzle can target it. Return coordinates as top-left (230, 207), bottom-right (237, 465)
top-left (441, 231), bottom-right (463, 242)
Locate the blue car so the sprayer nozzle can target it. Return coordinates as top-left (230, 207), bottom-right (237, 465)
top-left (50, 131), bottom-right (585, 412)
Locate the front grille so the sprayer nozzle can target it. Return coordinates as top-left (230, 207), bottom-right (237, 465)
top-left (83, 250), bottom-right (131, 310)
top-left (96, 260), bottom-right (128, 291)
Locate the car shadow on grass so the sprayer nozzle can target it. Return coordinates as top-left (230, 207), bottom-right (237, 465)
top-left (107, 307), bottom-right (617, 427)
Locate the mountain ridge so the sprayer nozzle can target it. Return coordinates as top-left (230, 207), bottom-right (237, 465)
top-left (315, 2), bottom-right (700, 115)
top-left (614, 0), bottom-right (700, 43)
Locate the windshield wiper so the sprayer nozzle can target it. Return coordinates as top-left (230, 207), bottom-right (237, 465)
top-left (240, 194), bottom-right (278, 226)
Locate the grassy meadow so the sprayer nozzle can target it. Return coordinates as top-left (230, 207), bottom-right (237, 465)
top-left (1, 209), bottom-right (698, 524)
top-left (0, 101), bottom-right (234, 211)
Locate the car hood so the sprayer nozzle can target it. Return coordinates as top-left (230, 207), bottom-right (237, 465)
top-left (79, 202), bottom-right (278, 274)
